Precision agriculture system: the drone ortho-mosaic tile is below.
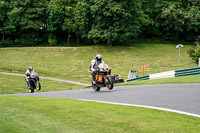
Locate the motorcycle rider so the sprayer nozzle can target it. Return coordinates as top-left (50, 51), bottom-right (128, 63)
top-left (89, 54), bottom-right (104, 84)
top-left (25, 66), bottom-right (35, 87)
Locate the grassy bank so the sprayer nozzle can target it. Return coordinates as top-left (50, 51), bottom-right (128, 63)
top-left (0, 43), bottom-right (196, 84)
top-left (0, 74), bottom-right (83, 94)
top-left (0, 96), bottom-right (200, 133)
top-left (1, 73), bottom-right (200, 94)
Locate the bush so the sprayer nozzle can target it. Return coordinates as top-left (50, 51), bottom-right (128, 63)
top-left (48, 34), bottom-right (57, 46)
top-left (188, 43), bottom-right (200, 65)
top-left (14, 32), bottom-right (42, 46)
top-left (0, 40), bottom-right (13, 47)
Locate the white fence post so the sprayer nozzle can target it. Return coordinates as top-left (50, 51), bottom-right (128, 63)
top-left (128, 70), bottom-right (138, 80)
top-left (198, 58), bottom-right (200, 67)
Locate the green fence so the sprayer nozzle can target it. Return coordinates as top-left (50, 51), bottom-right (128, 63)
top-left (126, 75), bottom-right (149, 82)
top-left (126, 67), bottom-right (200, 82)
top-left (175, 67), bottom-right (200, 77)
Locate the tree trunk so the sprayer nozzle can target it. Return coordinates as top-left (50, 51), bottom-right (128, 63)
top-left (76, 35), bottom-right (80, 44)
top-left (67, 35), bottom-right (70, 45)
top-left (107, 36), bottom-right (112, 46)
top-left (2, 32), bottom-right (5, 40)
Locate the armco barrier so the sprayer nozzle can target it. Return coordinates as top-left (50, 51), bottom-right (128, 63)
top-left (126, 67), bottom-right (200, 82)
top-left (126, 75), bottom-right (149, 82)
top-left (175, 67), bottom-right (200, 77)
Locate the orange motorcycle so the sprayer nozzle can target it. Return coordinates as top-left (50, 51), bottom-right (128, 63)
top-left (92, 63), bottom-right (113, 91)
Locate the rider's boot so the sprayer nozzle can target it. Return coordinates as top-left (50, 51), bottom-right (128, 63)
top-left (92, 79), bottom-right (96, 84)
top-left (27, 81), bottom-right (30, 87)
top-left (92, 76), bottom-right (96, 84)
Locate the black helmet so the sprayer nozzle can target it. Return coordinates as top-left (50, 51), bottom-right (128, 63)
top-left (28, 66), bottom-right (33, 72)
top-left (96, 54), bottom-right (102, 62)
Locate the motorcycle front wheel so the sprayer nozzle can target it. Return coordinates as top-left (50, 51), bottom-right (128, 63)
top-left (28, 80), bottom-right (35, 93)
top-left (91, 80), bottom-right (101, 91)
top-left (106, 76), bottom-right (113, 90)
top-left (37, 80), bottom-right (41, 90)
top-left (29, 88), bottom-right (34, 93)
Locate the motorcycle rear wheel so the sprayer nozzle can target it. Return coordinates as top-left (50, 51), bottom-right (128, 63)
top-left (91, 80), bottom-right (101, 91)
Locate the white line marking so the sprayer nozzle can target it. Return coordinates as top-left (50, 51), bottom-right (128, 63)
top-left (77, 99), bottom-right (200, 118)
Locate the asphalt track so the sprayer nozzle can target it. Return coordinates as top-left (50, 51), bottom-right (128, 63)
top-left (4, 84), bottom-right (200, 117)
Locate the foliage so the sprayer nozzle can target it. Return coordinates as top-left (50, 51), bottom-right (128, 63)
top-left (73, 0), bottom-right (92, 39)
top-left (48, 33), bottom-right (57, 46)
top-left (139, 0), bottom-right (160, 38)
top-left (0, 39), bottom-right (13, 47)
top-left (0, 0), bottom-right (200, 45)
top-left (46, 0), bottom-right (65, 32)
top-left (62, 1), bottom-right (77, 33)
top-left (153, 0), bottom-right (200, 41)
top-left (74, 0), bottom-right (141, 45)
top-left (46, 0), bottom-right (78, 45)
top-left (18, 32), bottom-right (42, 46)
top-left (0, 0), bottom-right (49, 45)
top-left (0, 0), bottom-right (15, 40)
top-left (8, 0), bottom-right (48, 30)
top-left (188, 43), bottom-right (200, 65)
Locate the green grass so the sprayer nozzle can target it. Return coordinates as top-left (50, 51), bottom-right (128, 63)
top-left (1, 72), bottom-right (200, 94)
top-left (0, 43), bottom-right (199, 94)
top-left (0, 74), bottom-right (84, 94)
top-left (117, 75), bottom-right (200, 86)
top-left (0, 43), bottom-right (196, 84)
top-left (1, 43), bottom-right (200, 132)
top-left (0, 96), bottom-right (200, 133)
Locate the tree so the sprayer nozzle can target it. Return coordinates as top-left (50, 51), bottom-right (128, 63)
top-left (46, 0), bottom-right (65, 32)
top-left (62, 0), bottom-right (78, 44)
top-left (7, 0), bottom-right (49, 45)
top-left (153, 0), bottom-right (200, 41)
top-left (74, 0), bottom-right (92, 41)
top-left (139, 0), bottom-right (160, 38)
top-left (74, 0), bottom-right (141, 45)
top-left (47, 0), bottom-right (77, 45)
top-left (183, 0), bottom-right (200, 41)
top-left (0, 0), bottom-right (7, 40)
top-left (188, 43), bottom-right (200, 65)
top-left (0, 0), bottom-right (15, 41)
top-left (46, 0), bottom-right (64, 45)
top-left (154, 1), bottom-right (185, 41)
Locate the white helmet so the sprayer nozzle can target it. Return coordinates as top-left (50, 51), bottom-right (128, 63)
top-left (96, 54), bottom-right (102, 62)
top-left (28, 66), bottom-right (33, 72)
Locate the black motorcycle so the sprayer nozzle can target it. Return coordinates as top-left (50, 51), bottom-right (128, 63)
top-left (92, 63), bottom-right (114, 91)
top-left (27, 72), bottom-right (41, 93)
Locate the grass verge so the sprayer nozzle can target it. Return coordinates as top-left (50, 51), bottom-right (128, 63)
top-left (1, 72), bottom-right (200, 94)
top-left (0, 74), bottom-right (84, 94)
top-left (0, 43), bottom-right (196, 84)
top-left (0, 96), bottom-right (200, 133)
